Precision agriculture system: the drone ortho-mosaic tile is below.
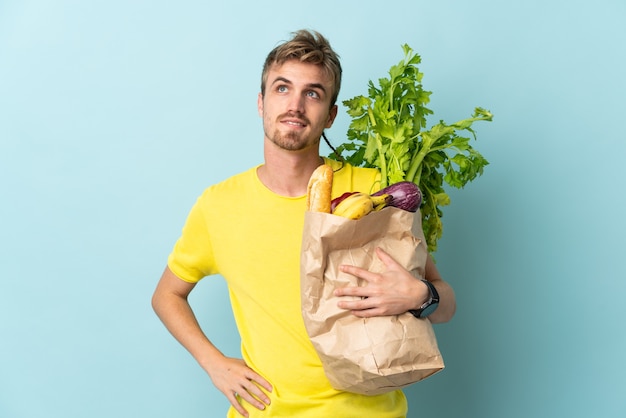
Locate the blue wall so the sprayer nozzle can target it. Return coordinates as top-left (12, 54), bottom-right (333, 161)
top-left (1, 1), bottom-right (625, 417)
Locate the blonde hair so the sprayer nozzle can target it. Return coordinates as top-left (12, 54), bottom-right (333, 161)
top-left (261, 29), bottom-right (342, 107)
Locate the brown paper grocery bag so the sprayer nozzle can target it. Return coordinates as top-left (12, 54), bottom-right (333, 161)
top-left (300, 207), bottom-right (444, 395)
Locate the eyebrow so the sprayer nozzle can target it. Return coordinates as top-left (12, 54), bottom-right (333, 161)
top-left (271, 76), bottom-right (327, 94)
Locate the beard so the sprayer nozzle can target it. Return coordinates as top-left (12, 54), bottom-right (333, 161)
top-left (264, 112), bottom-right (321, 151)
top-left (268, 129), bottom-right (320, 151)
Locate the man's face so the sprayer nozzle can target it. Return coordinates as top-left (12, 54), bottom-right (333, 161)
top-left (258, 60), bottom-right (338, 152)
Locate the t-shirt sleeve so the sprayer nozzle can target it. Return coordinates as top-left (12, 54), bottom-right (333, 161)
top-left (167, 193), bottom-right (217, 283)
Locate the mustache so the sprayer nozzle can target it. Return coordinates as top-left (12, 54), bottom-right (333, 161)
top-left (280, 111), bottom-right (310, 125)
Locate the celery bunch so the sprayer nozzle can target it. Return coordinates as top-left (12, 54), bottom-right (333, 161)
top-left (331, 44), bottom-right (493, 253)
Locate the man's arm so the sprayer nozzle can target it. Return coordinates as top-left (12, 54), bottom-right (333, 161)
top-left (152, 267), bottom-right (272, 417)
top-left (421, 253), bottom-right (456, 323)
top-left (334, 248), bottom-right (456, 323)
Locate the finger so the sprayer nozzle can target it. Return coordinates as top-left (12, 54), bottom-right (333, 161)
top-left (374, 247), bottom-right (402, 270)
top-left (237, 387), bottom-right (269, 412)
top-left (247, 371), bottom-right (273, 393)
top-left (338, 263), bottom-right (379, 282)
top-left (334, 284), bottom-right (375, 298)
top-left (229, 392), bottom-right (250, 417)
top-left (339, 297), bottom-right (397, 317)
top-left (337, 297), bottom-right (374, 311)
top-left (336, 295), bottom-right (384, 315)
top-left (241, 380), bottom-right (272, 408)
top-left (350, 307), bottom-right (386, 318)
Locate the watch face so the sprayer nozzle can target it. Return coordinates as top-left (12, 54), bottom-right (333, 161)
top-left (421, 303), bottom-right (438, 318)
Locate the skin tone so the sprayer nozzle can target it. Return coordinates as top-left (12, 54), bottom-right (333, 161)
top-left (336, 247), bottom-right (456, 324)
top-left (256, 60), bottom-right (338, 197)
top-left (152, 59), bottom-right (456, 417)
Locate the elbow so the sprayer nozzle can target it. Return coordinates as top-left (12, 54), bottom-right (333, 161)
top-left (151, 283), bottom-right (168, 318)
top-left (439, 300), bottom-right (457, 323)
top-left (151, 289), bottom-right (161, 316)
top-left (429, 307), bottom-right (455, 324)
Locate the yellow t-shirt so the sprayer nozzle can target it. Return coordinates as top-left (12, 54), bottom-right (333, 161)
top-left (168, 158), bottom-right (408, 417)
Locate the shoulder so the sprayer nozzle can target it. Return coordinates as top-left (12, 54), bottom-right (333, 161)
top-left (199, 166), bottom-right (259, 199)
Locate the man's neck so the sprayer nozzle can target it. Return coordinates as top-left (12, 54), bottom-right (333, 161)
top-left (257, 143), bottom-right (324, 197)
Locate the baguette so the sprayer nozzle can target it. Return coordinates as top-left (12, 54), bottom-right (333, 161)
top-left (306, 164), bottom-right (333, 213)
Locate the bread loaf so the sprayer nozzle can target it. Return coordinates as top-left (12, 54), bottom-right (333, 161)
top-left (306, 164), bottom-right (333, 213)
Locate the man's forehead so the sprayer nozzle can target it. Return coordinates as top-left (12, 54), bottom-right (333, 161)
top-left (268, 61), bottom-right (333, 85)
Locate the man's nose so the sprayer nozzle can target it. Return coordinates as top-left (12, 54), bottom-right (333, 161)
top-left (287, 93), bottom-right (305, 114)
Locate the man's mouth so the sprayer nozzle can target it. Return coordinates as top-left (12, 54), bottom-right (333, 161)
top-left (284, 119), bottom-right (306, 127)
top-left (281, 113), bottom-right (308, 128)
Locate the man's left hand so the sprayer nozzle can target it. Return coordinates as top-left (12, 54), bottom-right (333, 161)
top-left (334, 247), bottom-right (429, 317)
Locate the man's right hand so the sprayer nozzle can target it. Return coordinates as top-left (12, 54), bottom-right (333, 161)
top-left (206, 356), bottom-right (273, 418)
top-left (152, 267), bottom-right (273, 417)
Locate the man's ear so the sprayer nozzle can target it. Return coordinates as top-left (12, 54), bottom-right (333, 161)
top-left (326, 104), bottom-right (338, 128)
top-left (257, 92), bottom-right (264, 117)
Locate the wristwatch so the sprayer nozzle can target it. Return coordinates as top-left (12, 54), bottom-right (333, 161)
top-left (409, 279), bottom-right (439, 318)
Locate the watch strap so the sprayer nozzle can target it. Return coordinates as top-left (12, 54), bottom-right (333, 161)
top-left (409, 279), bottom-right (440, 318)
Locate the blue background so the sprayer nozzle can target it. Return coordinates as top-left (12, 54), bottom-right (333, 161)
top-left (2, 1), bottom-right (625, 417)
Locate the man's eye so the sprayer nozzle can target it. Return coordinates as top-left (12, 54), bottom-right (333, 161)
top-left (307, 91), bottom-right (320, 99)
top-left (277, 85), bottom-right (288, 93)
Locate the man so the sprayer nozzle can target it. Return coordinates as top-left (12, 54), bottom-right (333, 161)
top-left (152, 29), bottom-right (456, 417)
